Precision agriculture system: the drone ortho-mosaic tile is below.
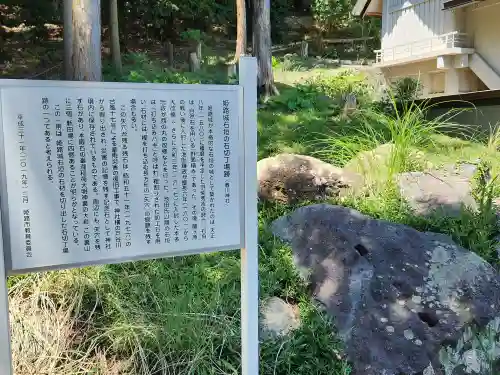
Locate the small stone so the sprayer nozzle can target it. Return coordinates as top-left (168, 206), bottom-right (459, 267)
top-left (403, 329), bottom-right (415, 340)
top-left (415, 339), bottom-right (423, 346)
top-left (260, 297), bottom-right (300, 339)
top-left (412, 295), bottom-right (422, 304)
top-left (386, 326), bottom-right (395, 333)
top-left (398, 300), bottom-right (405, 306)
top-left (380, 317), bottom-right (388, 323)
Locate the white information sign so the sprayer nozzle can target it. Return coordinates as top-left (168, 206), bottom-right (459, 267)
top-left (0, 83), bottom-right (243, 273)
top-left (0, 57), bottom-right (259, 375)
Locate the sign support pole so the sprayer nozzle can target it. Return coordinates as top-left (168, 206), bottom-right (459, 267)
top-left (0, 90), bottom-right (13, 375)
top-left (0, 218), bottom-right (12, 374)
top-left (239, 56), bottom-right (259, 375)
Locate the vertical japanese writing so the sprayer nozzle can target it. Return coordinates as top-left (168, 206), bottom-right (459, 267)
top-left (180, 100), bottom-right (189, 242)
top-left (17, 113), bottom-right (31, 258)
top-left (170, 100), bottom-right (180, 243)
top-left (189, 100), bottom-right (198, 241)
top-left (100, 99), bottom-right (111, 250)
top-left (110, 99), bottom-right (121, 249)
top-left (207, 104), bottom-right (216, 239)
top-left (160, 100), bottom-right (170, 244)
top-left (42, 98), bottom-right (53, 183)
top-left (198, 100), bottom-right (207, 240)
top-left (88, 98), bottom-right (101, 251)
top-left (222, 99), bottom-right (231, 205)
top-left (151, 100), bottom-right (161, 245)
top-left (121, 104), bottom-right (132, 247)
top-left (66, 98), bottom-right (79, 247)
top-left (55, 102), bottom-right (69, 253)
top-left (141, 100), bottom-right (152, 244)
top-left (78, 98), bottom-right (91, 251)
top-left (130, 98), bottom-right (137, 131)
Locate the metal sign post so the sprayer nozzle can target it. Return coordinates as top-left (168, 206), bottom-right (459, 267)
top-left (0, 56), bottom-right (259, 374)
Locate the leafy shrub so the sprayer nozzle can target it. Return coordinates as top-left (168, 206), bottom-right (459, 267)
top-left (104, 52), bottom-right (233, 84)
top-left (312, 0), bottom-right (354, 32)
top-left (391, 77), bottom-right (422, 102)
top-left (180, 28), bottom-right (203, 42)
top-left (272, 56), bottom-right (280, 69)
top-left (311, 70), bottom-right (374, 105)
top-left (440, 317), bottom-right (500, 375)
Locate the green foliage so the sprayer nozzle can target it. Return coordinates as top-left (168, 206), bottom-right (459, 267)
top-left (391, 77), bottom-right (422, 102)
top-left (272, 56), bottom-right (280, 68)
top-left (311, 70), bottom-right (373, 104)
top-left (265, 70), bottom-right (373, 114)
top-left (104, 52), bottom-right (234, 84)
top-left (312, 0), bottom-right (354, 32)
top-left (440, 317), bottom-right (500, 374)
top-left (180, 28), bottom-right (203, 42)
top-left (270, 0), bottom-right (294, 42)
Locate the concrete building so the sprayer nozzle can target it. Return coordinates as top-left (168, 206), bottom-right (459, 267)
top-left (353, 0), bottom-right (500, 98)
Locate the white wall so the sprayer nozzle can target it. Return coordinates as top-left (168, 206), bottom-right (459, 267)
top-left (382, 0), bottom-right (451, 49)
top-left (465, 0), bottom-right (500, 74)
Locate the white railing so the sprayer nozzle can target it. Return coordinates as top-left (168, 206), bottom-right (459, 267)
top-left (375, 32), bottom-right (472, 64)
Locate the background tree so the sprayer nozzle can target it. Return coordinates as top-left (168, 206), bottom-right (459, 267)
top-left (234, 0), bottom-right (246, 62)
top-left (253, 0), bottom-right (278, 98)
top-left (70, 0), bottom-right (102, 81)
top-left (110, 0), bottom-right (122, 74)
top-left (63, 0), bottom-right (73, 79)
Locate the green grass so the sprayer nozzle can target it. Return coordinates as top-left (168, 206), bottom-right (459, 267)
top-left (9, 54), bottom-right (500, 375)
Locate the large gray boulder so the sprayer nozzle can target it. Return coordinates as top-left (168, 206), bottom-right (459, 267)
top-left (257, 153), bottom-right (362, 203)
top-left (271, 204), bottom-right (500, 375)
top-left (397, 163), bottom-right (478, 216)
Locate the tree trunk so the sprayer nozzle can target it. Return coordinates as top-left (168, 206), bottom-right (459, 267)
top-left (71, 0), bottom-right (102, 81)
top-left (234, 0), bottom-right (247, 62)
top-left (166, 40), bottom-right (174, 68)
top-left (110, 0), bottom-right (122, 74)
top-left (253, 0), bottom-right (278, 99)
top-left (63, 0), bottom-right (73, 79)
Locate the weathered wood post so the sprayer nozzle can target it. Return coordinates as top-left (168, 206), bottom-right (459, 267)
top-left (189, 52), bottom-right (200, 72)
top-left (300, 41), bottom-right (308, 58)
top-left (166, 40), bottom-right (174, 68)
top-left (196, 42), bottom-right (202, 61)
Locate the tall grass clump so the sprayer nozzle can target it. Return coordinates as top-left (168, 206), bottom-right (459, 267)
top-left (315, 94), bottom-right (469, 188)
top-left (486, 122), bottom-right (500, 154)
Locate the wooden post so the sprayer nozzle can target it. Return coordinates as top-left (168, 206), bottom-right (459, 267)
top-left (110, 0), bottom-right (122, 75)
top-left (196, 42), bottom-right (202, 61)
top-left (300, 41), bottom-right (308, 58)
top-left (166, 41), bottom-right (174, 68)
top-left (227, 63), bottom-right (237, 78)
top-left (189, 52), bottom-right (200, 72)
top-left (63, 0), bottom-right (73, 79)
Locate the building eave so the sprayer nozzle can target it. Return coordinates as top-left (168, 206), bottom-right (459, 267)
top-left (352, 0), bottom-right (371, 16)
